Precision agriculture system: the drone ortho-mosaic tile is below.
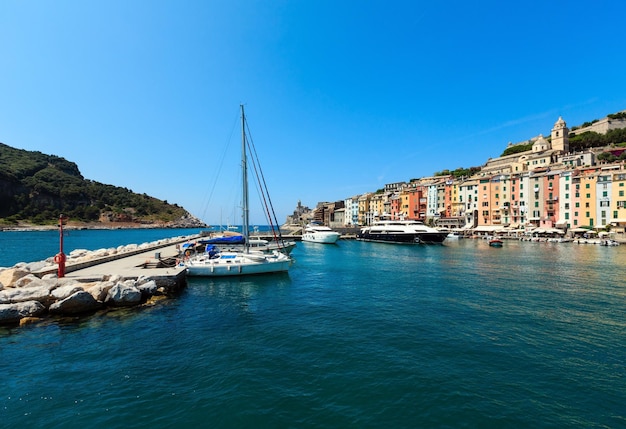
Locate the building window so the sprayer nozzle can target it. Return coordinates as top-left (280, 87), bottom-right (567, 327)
top-left (614, 211), bottom-right (619, 218)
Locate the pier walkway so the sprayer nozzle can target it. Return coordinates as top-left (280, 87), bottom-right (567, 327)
top-left (35, 234), bottom-right (201, 283)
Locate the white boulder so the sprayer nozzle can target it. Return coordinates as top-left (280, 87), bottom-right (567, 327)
top-left (0, 301), bottom-right (46, 324)
top-left (137, 280), bottom-right (158, 299)
top-left (106, 282), bottom-right (142, 306)
top-left (24, 260), bottom-right (51, 272)
top-left (49, 291), bottom-right (103, 315)
top-left (85, 281), bottom-right (115, 302)
top-left (51, 283), bottom-right (85, 300)
top-left (0, 281), bottom-right (55, 306)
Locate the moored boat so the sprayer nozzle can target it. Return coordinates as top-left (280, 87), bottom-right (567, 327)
top-left (356, 220), bottom-right (448, 244)
top-left (301, 222), bottom-right (341, 244)
top-left (185, 105), bottom-right (292, 277)
top-left (489, 237), bottom-right (503, 247)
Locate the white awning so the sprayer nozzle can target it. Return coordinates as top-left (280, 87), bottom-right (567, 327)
top-left (547, 228), bottom-right (565, 234)
top-left (473, 226), bottom-right (502, 232)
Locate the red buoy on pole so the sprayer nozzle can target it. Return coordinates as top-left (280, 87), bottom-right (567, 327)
top-left (55, 214), bottom-right (68, 278)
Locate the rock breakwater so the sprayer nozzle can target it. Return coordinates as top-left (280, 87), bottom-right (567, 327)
top-left (0, 239), bottom-right (188, 327)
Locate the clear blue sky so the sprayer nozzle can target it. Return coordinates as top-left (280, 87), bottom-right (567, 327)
top-left (1, 1), bottom-right (625, 225)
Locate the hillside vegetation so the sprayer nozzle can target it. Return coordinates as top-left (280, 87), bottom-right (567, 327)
top-left (501, 127), bottom-right (626, 157)
top-left (0, 142), bottom-right (199, 227)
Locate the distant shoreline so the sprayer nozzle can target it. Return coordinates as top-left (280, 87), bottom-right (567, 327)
top-left (0, 221), bottom-right (206, 232)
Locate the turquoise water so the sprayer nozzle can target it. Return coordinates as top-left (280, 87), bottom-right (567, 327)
top-left (1, 231), bottom-right (625, 428)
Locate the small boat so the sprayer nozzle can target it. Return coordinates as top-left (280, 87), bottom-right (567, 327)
top-left (489, 237), bottom-right (503, 247)
top-left (600, 239), bottom-right (620, 246)
top-left (357, 220), bottom-right (448, 244)
top-left (185, 105), bottom-right (292, 277)
top-left (445, 231), bottom-right (464, 239)
top-left (301, 222), bottom-right (341, 244)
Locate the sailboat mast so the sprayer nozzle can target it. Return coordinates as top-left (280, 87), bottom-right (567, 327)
top-left (241, 104), bottom-right (250, 252)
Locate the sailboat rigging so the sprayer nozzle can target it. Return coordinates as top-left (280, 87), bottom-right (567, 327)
top-left (185, 105), bottom-right (293, 276)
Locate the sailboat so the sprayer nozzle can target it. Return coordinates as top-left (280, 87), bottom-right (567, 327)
top-left (185, 105), bottom-right (293, 276)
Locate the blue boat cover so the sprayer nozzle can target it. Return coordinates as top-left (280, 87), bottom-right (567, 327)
top-left (200, 236), bottom-right (246, 244)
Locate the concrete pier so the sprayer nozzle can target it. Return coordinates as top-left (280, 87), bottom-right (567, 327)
top-left (34, 234), bottom-right (201, 288)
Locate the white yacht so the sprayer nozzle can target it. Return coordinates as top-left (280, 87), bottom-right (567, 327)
top-left (301, 222), bottom-right (341, 244)
top-left (357, 220), bottom-right (448, 244)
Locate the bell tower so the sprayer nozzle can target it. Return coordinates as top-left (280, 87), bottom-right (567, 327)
top-left (551, 116), bottom-right (569, 153)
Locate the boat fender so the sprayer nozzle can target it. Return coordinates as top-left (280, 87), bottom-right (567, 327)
top-left (185, 250), bottom-right (192, 257)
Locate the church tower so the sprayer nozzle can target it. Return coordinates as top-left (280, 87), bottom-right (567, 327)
top-left (551, 116), bottom-right (569, 153)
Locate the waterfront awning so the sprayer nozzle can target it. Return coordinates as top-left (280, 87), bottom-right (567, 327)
top-left (473, 226), bottom-right (502, 232)
top-left (546, 228), bottom-right (565, 234)
top-left (571, 227), bottom-right (597, 234)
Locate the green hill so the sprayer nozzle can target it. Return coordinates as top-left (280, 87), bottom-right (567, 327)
top-left (0, 142), bottom-right (204, 228)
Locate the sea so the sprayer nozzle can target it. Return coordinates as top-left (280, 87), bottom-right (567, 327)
top-left (1, 228), bottom-right (625, 428)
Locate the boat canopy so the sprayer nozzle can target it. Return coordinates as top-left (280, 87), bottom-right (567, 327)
top-left (200, 235), bottom-right (246, 244)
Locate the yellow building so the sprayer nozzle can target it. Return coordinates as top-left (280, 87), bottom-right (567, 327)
top-left (579, 173), bottom-right (597, 228)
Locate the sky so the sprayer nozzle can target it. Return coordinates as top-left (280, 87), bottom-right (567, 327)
top-left (1, 1), bottom-right (626, 225)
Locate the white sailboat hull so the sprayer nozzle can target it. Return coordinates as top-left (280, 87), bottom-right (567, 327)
top-left (186, 251), bottom-right (292, 277)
